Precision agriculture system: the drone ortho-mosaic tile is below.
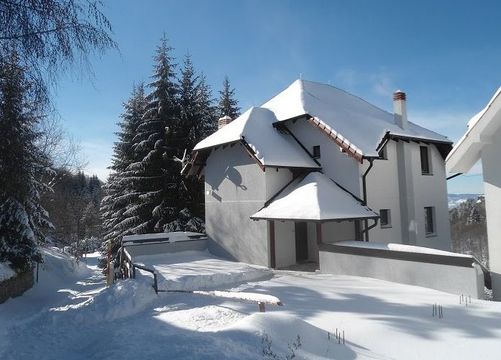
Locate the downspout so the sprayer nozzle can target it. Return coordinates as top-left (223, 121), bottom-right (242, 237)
top-left (361, 158), bottom-right (375, 241)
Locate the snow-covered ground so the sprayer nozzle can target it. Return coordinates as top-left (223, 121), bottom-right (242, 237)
top-left (1, 248), bottom-right (501, 359)
top-left (0, 262), bottom-right (15, 282)
top-left (133, 250), bottom-right (272, 291)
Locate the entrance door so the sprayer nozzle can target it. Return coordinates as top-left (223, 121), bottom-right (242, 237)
top-left (295, 222), bottom-right (308, 262)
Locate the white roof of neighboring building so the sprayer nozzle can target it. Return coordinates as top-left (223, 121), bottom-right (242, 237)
top-left (194, 107), bottom-right (320, 169)
top-left (251, 172), bottom-right (378, 221)
top-left (263, 80), bottom-right (451, 157)
top-left (446, 86), bottom-right (501, 173)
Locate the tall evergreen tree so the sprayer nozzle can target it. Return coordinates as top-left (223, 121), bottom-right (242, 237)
top-left (101, 84), bottom-right (146, 251)
top-left (217, 76), bottom-right (240, 120)
top-left (178, 56), bottom-right (216, 223)
top-left (0, 52), bottom-right (52, 270)
top-left (127, 36), bottom-right (182, 233)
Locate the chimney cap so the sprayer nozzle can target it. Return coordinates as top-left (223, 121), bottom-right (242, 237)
top-left (393, 90), bottom-right (406, 101)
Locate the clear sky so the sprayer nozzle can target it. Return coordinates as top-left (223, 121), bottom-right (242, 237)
top-left (55, 0), bottom-right (501, 194)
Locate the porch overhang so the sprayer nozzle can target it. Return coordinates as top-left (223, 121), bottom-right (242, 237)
top-left (250, 172), bottom-right (379, 222)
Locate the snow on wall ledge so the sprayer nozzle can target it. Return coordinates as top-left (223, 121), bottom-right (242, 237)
top-left (319, 242), bottom-right (484, 299)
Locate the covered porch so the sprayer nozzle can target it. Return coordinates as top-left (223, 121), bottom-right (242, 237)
top-left (251, 172), bottom-right (379, 269)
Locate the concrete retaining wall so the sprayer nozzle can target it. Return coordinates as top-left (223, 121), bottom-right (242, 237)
top-left (125, 239), bottom-right (208, 258)
top-left (319, 243), bottom-right (484, 298)
top-left (0, 268), bottom-right (34, 304)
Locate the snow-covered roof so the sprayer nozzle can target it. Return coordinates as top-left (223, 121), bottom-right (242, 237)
top-left (251, 172), bottom-right (378, 222)
top-left (263, 79), bottom-right (452, 158)
top-left (446, 86), bottom-right (501, 173)
top-left (194, 107), bottom-right (320, 169)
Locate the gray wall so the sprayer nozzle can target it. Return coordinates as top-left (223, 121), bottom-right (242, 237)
top-left (125, 239), bottom-right (208, 258)
top-left (205, 144), bottom-right (276, 266)
top-left (319, 245), bottom-right (484, 298)
top-left (0, 269), bottom-right (34, 304)
top-left (287, 118), bottom-right (361, 195)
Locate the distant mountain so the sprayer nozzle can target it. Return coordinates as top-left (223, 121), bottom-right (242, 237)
top-left (448, 193), bottom-right (483, 209)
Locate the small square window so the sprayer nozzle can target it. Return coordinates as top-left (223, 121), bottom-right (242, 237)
top-left (420, 146), bottom-right (432, 175)
top-left (313, 145), bottom-right (321, 159)
top-left (380, 209), bottom-right (391, 228)
top-left (424, 206), bottom-right (436, 236)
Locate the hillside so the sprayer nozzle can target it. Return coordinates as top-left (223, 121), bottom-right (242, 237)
top-left (449, 195), bottom-right (488, 266)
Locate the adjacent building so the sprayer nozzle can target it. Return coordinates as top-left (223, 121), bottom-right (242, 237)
top-left (446, 86), bottom-right (501, 300)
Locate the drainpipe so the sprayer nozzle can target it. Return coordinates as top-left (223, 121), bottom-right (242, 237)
top-left (362, 159), bottom-right (374, 206)
top-left (361, 158), bottom-right (374, 241)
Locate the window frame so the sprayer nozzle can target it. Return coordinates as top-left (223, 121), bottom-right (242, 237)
top-left (312, 145), bottom-right (321, 159)
top-left (424, 206), bottom-right (436, 236)
top-left (420, 146), bottom-right (432, 175)
top-left (379, 209), bottom-right (392, 228)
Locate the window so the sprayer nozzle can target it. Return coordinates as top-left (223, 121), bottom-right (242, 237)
top-left (313, 145), bottom-right (321, 159)
top-left (424, 206), bottom-right (435, 236)
top-left (380, 209), bottom-right (391, 228)
top-left (420, 146), bottom-right (431, 175)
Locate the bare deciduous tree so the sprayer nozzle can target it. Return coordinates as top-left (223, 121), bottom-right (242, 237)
top-left (0, 0), bottom-right (116, 89)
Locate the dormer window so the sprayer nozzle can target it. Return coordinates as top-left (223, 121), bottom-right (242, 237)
top-left (313, 145), bottom-right (321, 159)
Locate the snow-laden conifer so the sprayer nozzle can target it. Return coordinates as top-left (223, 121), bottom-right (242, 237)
top-left (0, 52), bottom-right (53, 270)
top-left (217, 76), bottom-right (240, 120)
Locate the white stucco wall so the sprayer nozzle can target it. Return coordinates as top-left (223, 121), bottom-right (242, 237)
top-left (364, 140), bottom-right (403, 244)
top-left (410, 143), bottom-right (451, 250)
top-left (286, 118), bottom-right (361, 196)
top-left (364, 140), bottom-right (451, 250)
top-left (481, 131), bottom-right (501, 300)
top-left (322, 222), bottom-right (356, 243)
top-left (274, 220), bottom-right (296, 268)
top-left (319, 248), bottom-right (484, 298)
top-left (204, 144), bottom-right (269, 266)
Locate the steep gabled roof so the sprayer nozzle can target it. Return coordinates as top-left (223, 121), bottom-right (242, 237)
top-left (251, 172), bottom-right (378, 222)
top-left (194, 107), bottom-right (319, 169)
top-left (446, 86), bottom-right (501, 173)
top-left (263, 80), bottom-right (451, 158)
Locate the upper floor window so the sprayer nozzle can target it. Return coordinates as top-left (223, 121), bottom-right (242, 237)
top-left (424, 206), bottom-right (436, 236)
top-left (420, 146), bottom-right (432, 175)
top-left (313, 145), bottom-right (321, 159)
top-left (380, 209), bottom-right (391, 228)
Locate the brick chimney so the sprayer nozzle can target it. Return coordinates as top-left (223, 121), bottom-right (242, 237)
top-left (393, 90), bottom-right (408, 130)
top-left (218, 115), bottom-right (232, 129)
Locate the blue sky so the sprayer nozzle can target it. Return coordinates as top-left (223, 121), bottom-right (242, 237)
top-left (55, 0), bottom-right (501, 194)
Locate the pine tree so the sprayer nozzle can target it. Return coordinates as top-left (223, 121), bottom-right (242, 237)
top-left (217, 76), bottom-right (240, 120)
top-left (127, 36), bottom-right (182, 233)
top-left (177, 55), bottom-right (216, 223)
top-left (0, 52), bottom-right (52, 270)
top-left (101, 84), bottom-right (146, 252)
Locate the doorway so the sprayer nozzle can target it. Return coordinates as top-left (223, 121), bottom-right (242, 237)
top-left (295, 222), bottom-right (308, 262)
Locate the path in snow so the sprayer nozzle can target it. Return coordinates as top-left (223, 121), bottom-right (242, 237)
top-left (2, 249), bottom-right (501, 359)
